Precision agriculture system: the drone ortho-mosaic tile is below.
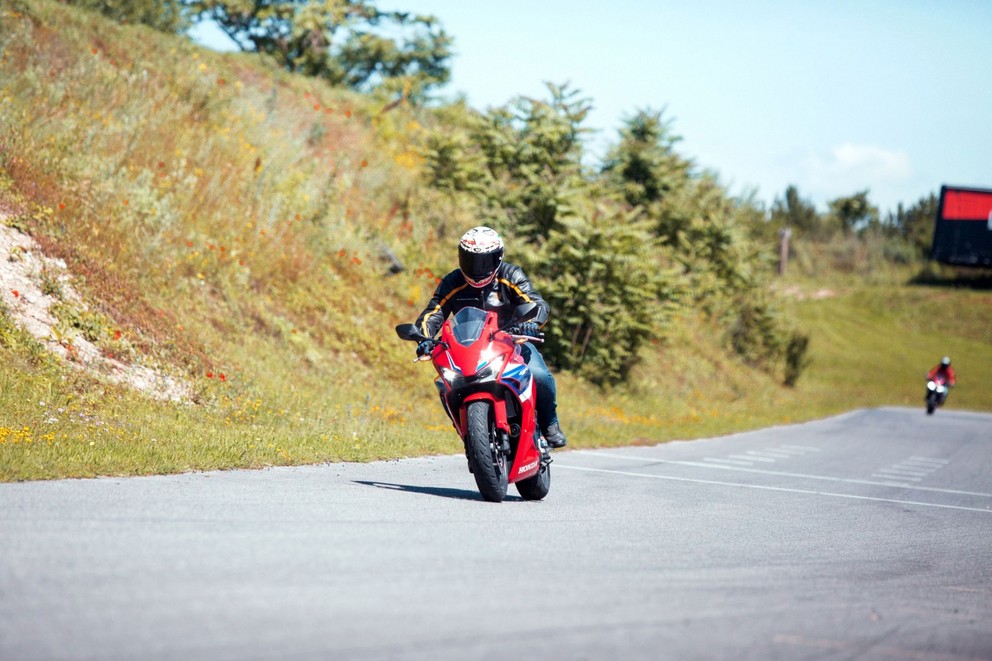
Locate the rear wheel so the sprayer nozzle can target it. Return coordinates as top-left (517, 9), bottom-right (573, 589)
top-left (516, 462), bottom-right (551, 501)
top-left (465, 400), bottom-right (508, 502)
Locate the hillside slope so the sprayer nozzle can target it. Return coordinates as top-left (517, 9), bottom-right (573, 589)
top-left (1, 1), bottom-right (989, 481)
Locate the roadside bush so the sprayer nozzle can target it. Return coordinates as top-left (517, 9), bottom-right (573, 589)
top-left (784, 330), bottom-right (811, 387)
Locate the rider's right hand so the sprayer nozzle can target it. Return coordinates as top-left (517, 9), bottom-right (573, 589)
top-left (416, 340), bottom-right (435, 358)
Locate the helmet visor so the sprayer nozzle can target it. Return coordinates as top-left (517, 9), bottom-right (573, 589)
top-left (459, 248), bottom-right (501, 287)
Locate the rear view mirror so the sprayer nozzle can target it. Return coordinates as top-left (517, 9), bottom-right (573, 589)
top-left (395, 323), bottom-right (429, 342)
top-left (512, 302), bottom-right (538, 323)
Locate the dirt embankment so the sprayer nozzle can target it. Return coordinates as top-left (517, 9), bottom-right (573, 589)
top-left (0, 221), bottom-right (191, 402)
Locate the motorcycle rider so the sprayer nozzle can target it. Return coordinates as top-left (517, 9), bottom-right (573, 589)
top-left (927, 356), bottom-right (956, 404)
top-left (413, 226), bottom-right (567, 448)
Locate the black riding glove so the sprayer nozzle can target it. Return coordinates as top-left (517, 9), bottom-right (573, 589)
top-left (511, 322), bottom-right (540, 338)
top-left (416, 340), bottom-right (436, 357)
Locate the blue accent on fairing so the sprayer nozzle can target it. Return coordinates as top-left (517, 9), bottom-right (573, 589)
top-left (444, 354), bottom-right (463, 374)
top-left (499, 364), bottom-right (532, 397)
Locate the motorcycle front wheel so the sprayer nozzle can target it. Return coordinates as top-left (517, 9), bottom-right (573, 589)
top-left (465, 400), bottom-right (508, 502)
top-left (515, 462), bottom-right (550, 501)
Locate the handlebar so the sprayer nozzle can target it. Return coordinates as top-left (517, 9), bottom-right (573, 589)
top-left (508, 334), bottom-right (544, 344)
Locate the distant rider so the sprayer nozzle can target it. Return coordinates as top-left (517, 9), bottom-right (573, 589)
top-left (412, 226), bottom-right (567, 448)
top-left (927, 356), bottom-right (956, 404)
top-left (928, 356), bottom-right (956, 386)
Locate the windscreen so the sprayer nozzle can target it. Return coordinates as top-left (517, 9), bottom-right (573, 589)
top-left (449, 307), bottom-right (487, 346)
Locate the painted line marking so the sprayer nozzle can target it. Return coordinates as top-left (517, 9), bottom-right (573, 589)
top-left (767, 447), bottom-right (809, 456)
top-left (879, 468), bottom-right (930, 477)
top-left (748, 451), bottom-right (793, 459)
top-left (780, 444), bottom-right (821, 452)
top-left (556, 464), bottom-right (992, 514)
top-left (910, 456), bottom-right (950, 464)
top-left (703, 457), bottom-right (754, 466)
top-left (872, 473), bottom-right (923, 482)
top-left (569, 451), bottom-right (992, 498)
top-left (903, 461), bottom-right (943, 469)
top-left (731, 454), bottom-right (776, 463)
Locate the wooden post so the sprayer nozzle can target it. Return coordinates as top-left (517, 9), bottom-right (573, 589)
top-left (778, 228), bottom-right (791, 276)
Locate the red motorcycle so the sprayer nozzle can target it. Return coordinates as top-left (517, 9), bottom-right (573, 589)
top-left (925, 373), bottom-right (949, 415)
top-left (395, 305), bottom-right (551, 502)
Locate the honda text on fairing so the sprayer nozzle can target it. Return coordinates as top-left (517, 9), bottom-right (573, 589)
top-left (396, 303), bottom-right (551, 503)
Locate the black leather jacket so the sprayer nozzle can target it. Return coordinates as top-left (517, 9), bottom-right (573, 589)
top-left (415, 262), bottom-right (550, 338)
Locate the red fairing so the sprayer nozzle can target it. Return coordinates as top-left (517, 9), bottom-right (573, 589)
top-left (431, 309), bottom-right (542, 483)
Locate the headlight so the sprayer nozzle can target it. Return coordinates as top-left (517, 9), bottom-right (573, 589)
top-left (441, 368), bottom-right (459, 384)
top-left (482, 353), bottom-right (506, 377)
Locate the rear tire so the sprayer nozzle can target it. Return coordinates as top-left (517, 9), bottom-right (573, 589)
top-left (465, 400), bottom-right (508, 502)
top-left (516, 463), bottom-right (551, 501)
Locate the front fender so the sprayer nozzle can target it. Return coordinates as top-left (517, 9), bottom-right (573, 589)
top-left (460, 392), bottom-right (509, 433)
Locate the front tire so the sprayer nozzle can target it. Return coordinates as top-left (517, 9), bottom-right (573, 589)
top-left (516, 462), bottom-right (551, 501)
top-left (465, 400), bottom-right (508, 502)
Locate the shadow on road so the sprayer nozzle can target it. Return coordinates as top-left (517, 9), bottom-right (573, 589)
top-left (353, 480), bottom-right (522, 501)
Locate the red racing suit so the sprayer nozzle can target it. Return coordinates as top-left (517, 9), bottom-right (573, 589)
top-left (928, 364), bottom-right (956, 386)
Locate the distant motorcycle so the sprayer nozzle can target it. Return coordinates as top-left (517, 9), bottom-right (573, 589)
top-left (925, 374), bottom-right (949, 415)
top-left (395, 304), bottom-right (551, 502)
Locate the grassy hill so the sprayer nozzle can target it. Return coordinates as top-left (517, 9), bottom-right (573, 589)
top-left (1, 0), bottom-right (989, 481)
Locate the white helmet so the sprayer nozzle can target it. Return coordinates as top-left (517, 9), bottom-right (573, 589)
top-left (458, 226), bottom-right (504, 288)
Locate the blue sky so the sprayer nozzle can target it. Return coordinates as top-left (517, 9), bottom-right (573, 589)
top-left (190, 1), bottom-right (992, 214)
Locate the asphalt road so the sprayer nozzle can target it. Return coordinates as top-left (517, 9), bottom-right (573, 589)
top-left (1, 407), bottom-right (990, 660)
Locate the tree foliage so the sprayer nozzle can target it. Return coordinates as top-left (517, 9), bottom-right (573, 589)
top-left (527, 206), bottom-right (677, 385)
top-left (187, 0), bottom-right (452, 99)
top-left (424, 83), bottom-right (813, 383)
top-left (770, 185), bottom-right (820, 237)
top-left (886, 193), bottom-right (938, 258)
top-left (424, 84), bottom-right (686, 382)
top-left (426, 82), bottom-right (591, 241)
top-left (828, 189), bottom-right (879, 235)
top-left (601, 108), bottom-right (690, 209)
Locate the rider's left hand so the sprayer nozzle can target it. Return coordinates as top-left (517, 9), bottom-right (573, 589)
top-left (512, 322), bottom-right (540, 338)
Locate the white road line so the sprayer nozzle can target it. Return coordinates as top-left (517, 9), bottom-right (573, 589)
top-left (731, 454), bottom-right (776, 463)
top-left (872, 473), bottom-right (923, 482)
top-left (568, 451), bottom-right (992, 498)
top-left (903, 461), bottom-right (944, 469)
top-left (868, 473), bottom-right (922, 489)
top-left (779, 444), bottom-right (821, 452)
top-left (746, 450), bottom-right (792, 459)
top-left (556, 464), bottom-right (992, 514)
top-left (879, 468), bottom-right (930, 477)
top-left (910, 456), bottom-right (950, 465)
top-left (894, 463), bottom-right (938, 471)
top-left (703, 457), bottom-right (754, 466)
top-left (768, 447), bottom-right (809, 456)
top-left (898, 465), bottom-right (939, 473)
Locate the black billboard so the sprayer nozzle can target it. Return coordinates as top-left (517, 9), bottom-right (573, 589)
top-left (931, 185), bottom-right (992, 266)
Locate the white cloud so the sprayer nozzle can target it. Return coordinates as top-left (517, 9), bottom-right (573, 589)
top-left (798, 143), bottom-right (912, 200)
top-left (824, 143), bottom-right (912, 180)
